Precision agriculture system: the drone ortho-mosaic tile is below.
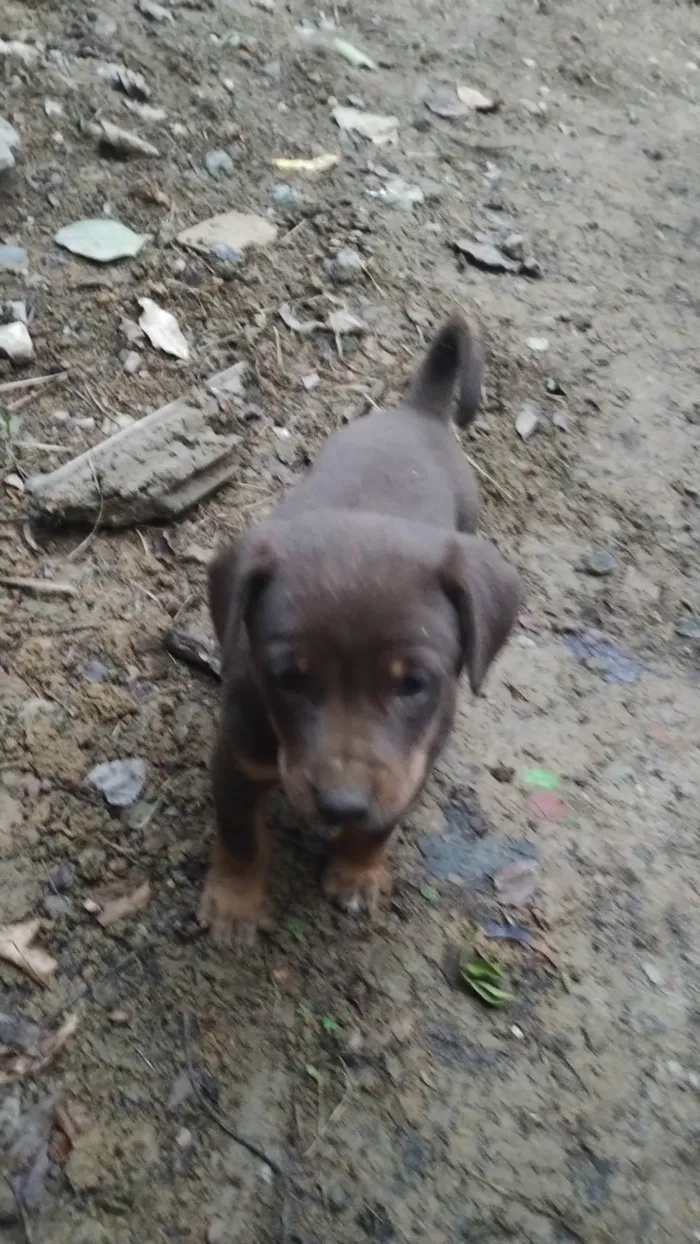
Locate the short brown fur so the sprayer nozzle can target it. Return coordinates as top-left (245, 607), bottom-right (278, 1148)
top-left (201, 312), bottom-right (522, 942)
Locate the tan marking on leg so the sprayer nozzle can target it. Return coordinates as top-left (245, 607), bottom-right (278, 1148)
top-left (199, 814), bottom-right (272, 947)
top-left (323, 828), bottom-right (393, 915)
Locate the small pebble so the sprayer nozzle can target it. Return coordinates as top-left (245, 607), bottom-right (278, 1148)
top-left (209, 243), bottom-right (242, 265)
top-left (124, 350), bottom-right (142, 374)
top-left (51, 860), bottom-right (77, 891)
top-left (642, 961), bottom-right (664, 987)
top-left (0, 245), bottom-right (27, 272)
top-left (273, 183), bottom-right (302, 208)
top-left (580, 550), bottom-right (617, 577)
top-left (205, 149), bottom-right (234, 178)
top-left (676, 617), bottom-right (700, 641)
top-left (327, 1183), bottom-right (350, 1213)
top-left (325, 246), bottom-right (363, 284)
top-left (43, 894), bottom-right (73, 920)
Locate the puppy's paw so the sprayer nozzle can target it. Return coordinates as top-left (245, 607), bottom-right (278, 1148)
top-left (322, 855), bottom-right (391, 916)
top-left (198, 870), bottom-right (272, 948)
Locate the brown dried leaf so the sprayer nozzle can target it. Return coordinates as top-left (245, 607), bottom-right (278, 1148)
top-left (92, 880), bottom-right (151, 927)
top-left (492, 859), bottom-right (540, 907)
top-left (0, 919), bottom-right (58, 986)
top-left (0, 1013), bottom-right (79, 1084)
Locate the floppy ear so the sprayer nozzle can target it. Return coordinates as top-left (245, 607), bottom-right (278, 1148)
top-left (208, 529), bottom-right (278, 651)
top-left (441, 535), bottom-right (522, 694)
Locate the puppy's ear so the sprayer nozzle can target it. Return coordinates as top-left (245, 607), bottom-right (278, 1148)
top-left (441, 536), bottom-right (522, 694)
top-left (208, 529), bottom-right (277, 650)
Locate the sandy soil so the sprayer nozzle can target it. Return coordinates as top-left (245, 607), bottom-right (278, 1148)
top-left (1, 0), bottom-right (700, 1241)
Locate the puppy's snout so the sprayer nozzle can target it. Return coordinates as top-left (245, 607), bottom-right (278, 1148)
top-left (315, 786), bottom-right (370, 826)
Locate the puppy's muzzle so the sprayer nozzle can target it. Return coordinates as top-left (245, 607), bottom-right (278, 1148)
top-left (314, 785), bottom-right (370, 827)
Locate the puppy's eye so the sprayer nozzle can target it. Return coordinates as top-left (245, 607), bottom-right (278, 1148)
top-left (273, 666), bottom-right (309, 696)
top-left (397, 672), bottom-right (429, 699)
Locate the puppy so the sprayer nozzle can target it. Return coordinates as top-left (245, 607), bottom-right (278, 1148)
top-left (202, 312), bottom-right (522, 943)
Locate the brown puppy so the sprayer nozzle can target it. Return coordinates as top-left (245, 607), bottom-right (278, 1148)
top-left (202, 312), bottom-right (522, 943)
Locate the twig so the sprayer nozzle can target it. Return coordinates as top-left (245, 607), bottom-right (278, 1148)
top-left (67, 456), bottom-right (103, 562)
top-left (181, 1011), bottom-right (285, 1175)
top-left (278, 219), bottom-right (308, 246)
top-left (12, 441), bottom-right (73, 454)
top-left (361, 263), bottom-right (385, 297)
top-left (0, 577), bottom-right (77, 597)
top-left (462, 1170), bottom-right (594, 1244)
top-left (463, 452), bottom-right (515, 503)
top-left (0, 370), bottom-right (70, 397)
top-left (165, 627), bottom-right (221, 679)
top-left (303, 1066), bottom-right (354, 1158)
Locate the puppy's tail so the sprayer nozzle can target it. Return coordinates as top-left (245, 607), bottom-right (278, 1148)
top-left (406, 311), bottom-right (484, 428)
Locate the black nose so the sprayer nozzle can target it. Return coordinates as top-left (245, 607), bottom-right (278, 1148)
top-left (315, 787), bottom-right (370, 825)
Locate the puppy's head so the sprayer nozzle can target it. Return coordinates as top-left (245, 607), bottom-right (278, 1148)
top-left (210, 514), bottom-right (521, 833)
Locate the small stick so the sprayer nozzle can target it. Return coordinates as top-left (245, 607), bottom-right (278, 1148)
top-left (12, 441), bottom-right (72, 454)
top-left (463, 452), bottom-right (515, 503)
top-left (0, 577), bottom-right (77, 597)
top-left (278, 219), bottom-right (308, 246)
top-left (165, 627), bottom-right (221, 679)
top-left (0, 370), bottom-right (70, 397)
top-left (181, 1012), bottom-right (285, 1175)
top-left (67, 457), bottom-right (103, 562)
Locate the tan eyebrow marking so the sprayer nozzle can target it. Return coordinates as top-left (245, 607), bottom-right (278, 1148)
top-left (389, 659), bottom-right (405, 680)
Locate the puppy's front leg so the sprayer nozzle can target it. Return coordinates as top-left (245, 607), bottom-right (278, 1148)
top-left (323, 827), bottom-right (394, 915)
top-left (199, 731), bottom-right (275, 946)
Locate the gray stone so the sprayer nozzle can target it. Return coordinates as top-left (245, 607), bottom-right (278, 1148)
top-left (676, 617), bottom-right (700, 641)
top-left (77, 846), bottom-right (107, 882)
top-left (0, 118), bottom-right (21, 153)
top-left (0, 246), bottom-right (27, 272)
top-left (580, 550), bottom-right (617, 576)
top-left (325, 246), bottom-right (364, 284)
top-left (205, 149), bottom-right (234, 178)
top-left (43, 893), bottom-right (74, 919)
top-left (273, 183), bottom-right (302, 207)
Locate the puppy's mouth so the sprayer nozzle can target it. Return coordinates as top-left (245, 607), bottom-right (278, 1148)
top-left (278, 751), bottom-right (383, 833)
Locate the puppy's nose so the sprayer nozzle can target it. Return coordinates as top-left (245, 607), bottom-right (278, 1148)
top-left (315, 787), bottom-right (370, 825)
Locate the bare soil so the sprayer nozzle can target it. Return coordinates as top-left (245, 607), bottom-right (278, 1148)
top-left (2, 0), bottom-right (700, 1241)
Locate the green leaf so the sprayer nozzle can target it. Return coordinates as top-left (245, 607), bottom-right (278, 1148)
top-left (420, 883), bottom-right (439, 904)
top-left (321, 1014), bottom-right (340, 1034)
top-left (522, 767), bottom-right (559, 790)
top-left (286, 918), bottom-right (306, 942)
top-left (469, 980), bottom-right (514, 1007)
top-left (459, 953), bottom-right (503, 984)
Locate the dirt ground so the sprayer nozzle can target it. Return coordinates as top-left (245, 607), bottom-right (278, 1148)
top-left (2, 0), bottom-right (700, 1240)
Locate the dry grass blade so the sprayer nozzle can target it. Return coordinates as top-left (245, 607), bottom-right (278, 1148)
top-left (0, 919), bottom-right (58, 986)
top-left (0, 577), bottom-right (77, 597)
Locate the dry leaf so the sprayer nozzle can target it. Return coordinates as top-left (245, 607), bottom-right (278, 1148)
top-left (456, 84), bottom-right (499, 112)
top-left (493, 859), bottom-right (539, 907)
top-left (0, 919), bottom-right (58, 987)
top-left (138, 298), bottom-right (190, 361)
top-left (49, 1099), bottom-right (91, 1164)
top-left (89, 880), bottom-right (151, 927)
top-left (0, 1013), bottom-right (78, 1084)
top-left (279, 302), bottom-right (324, 334)
top-left (332, 106), bottom-right (398, 145)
